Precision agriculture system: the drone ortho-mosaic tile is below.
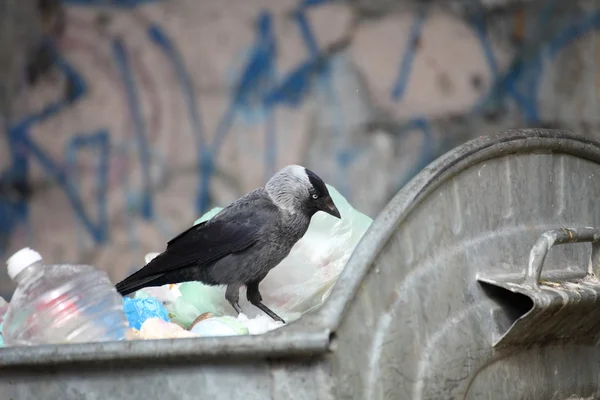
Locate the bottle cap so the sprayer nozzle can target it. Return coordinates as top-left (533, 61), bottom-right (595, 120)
top-left (7, 248), bottom-right (43, 280)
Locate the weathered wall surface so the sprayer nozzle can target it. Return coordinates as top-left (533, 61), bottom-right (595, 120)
top-left (0, 0), bottom-right (598, 297)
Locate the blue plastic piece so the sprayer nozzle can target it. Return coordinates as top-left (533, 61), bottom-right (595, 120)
top-left (122, 296), bottom-right (170, 330)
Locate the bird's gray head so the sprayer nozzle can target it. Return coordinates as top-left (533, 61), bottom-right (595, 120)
top-left (265, 165), bottom-right (341, 219)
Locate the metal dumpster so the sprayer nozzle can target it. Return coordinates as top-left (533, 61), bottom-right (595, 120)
top-left (2, 128), bottom-right (600, 399)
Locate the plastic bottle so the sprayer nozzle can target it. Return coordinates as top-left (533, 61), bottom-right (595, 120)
top-left (2, 248), bottom-right (128, 346)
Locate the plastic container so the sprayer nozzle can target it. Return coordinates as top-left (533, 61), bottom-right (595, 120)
top-left (2, 248), bottom-right (128, 346)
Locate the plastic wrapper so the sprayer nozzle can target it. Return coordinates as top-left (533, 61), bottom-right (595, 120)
top-left (146, 184), bottom-right (372, 326)
top-left (189, 315), bottom-right (249, 336)
top-left (167, 282), bottom-right (232, 328)
top-left (127, 312), bottom-right (283, 340)
top-left (131, 318), bottom-right (199, 340)
top-left (123, 296), bottom-right (170, 330)
top-left (135, 283), bottom-right (181, 307)
top-left (236, 313), bottom-right (284, 335)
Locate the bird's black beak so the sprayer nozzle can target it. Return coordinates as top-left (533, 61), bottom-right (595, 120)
top-left (320, 196), bottom-right (341, 219)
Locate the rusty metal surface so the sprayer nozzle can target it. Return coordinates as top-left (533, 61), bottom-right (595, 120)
top-left (3, 129), bottom-right (600, 399)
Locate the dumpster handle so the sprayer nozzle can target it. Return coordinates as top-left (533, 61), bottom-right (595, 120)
top-left (526, 227), bottom-right (600, 289)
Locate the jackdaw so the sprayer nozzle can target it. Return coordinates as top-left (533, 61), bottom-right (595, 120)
top-left (115, 165), bottom-right (341, 323)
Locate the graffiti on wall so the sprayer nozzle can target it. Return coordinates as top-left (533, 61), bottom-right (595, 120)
top-left (0, 0), bottom-right (599, 296)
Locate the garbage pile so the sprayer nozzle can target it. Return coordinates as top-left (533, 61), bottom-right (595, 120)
top-left (0, 184), bottom-right (372, 347)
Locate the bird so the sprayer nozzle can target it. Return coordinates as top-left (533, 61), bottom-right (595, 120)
top-left (115, 165), bottom-right (341, 323)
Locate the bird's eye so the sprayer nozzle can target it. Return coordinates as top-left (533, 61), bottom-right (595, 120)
top-left (312, 194), bottom-right (318, 199)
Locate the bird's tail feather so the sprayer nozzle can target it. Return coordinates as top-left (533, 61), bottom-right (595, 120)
top-left (115, 274), bottom-right (164, 296)
top-left (115, 251), bottom-right (192, 296)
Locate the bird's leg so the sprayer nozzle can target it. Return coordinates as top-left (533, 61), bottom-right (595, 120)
top-left (225, 284), bottom-right (243, 315)
top-left (246, 281), bottom-right (285, 323)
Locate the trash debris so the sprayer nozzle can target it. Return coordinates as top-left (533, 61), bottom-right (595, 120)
top-left (135, 281), bottom-right (181, 306)
top-left (189, 315), bottom-right (249, 336)
top-left (123, 296), bottom-right (170, 330)
top-left (190, 312), bottom-right (215, 326)
top-left (167, 282), bottom-right (233, 329)
top-left (124, 310), bottom-right (284, 341)
top-left (236, 313), bottom-right (284, 335)
top-left (131, 317), bottom-right (199, 340)
top-left (2, 248), bottom-right (129, 346)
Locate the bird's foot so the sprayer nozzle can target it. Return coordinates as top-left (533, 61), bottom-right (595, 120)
top-left (231, 302), bottom-right (243, 315)
top-left (253, 302), bottom-right (285, 324)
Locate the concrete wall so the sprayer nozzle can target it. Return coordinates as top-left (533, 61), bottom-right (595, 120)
top-left (0, 0), bottom-right (598, 297)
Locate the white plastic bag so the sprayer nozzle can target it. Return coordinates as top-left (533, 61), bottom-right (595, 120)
top-left (236, 313), bottom-right (284, 335)
top-left (189, 315), bottom-right (249, 336)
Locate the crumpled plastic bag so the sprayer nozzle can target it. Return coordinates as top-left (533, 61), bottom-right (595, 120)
top-left (131, 317), bottom-right (199, 340)
top-left (236, 313), bottom-right (284, 335)
top-left (128, 312), bottom-right (283, 340)
top-left (136, 282), bottom-right (181, 307)
top-left (167, 282), bottom-right (232, 328)
top-left (123, 296), bottom-right (170, 330)
top-left (186, 313), bottom-right (283, 336)
top-left (145, 184), bottom-right (372, 325)
top-left (189, 315), bottom-right (249, 336)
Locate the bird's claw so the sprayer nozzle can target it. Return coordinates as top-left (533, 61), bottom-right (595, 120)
top-left (254, 302), bottom-right (285, 324)
top-left (232, 302), bottom-right (243, 314)
top-left (271, 314), bottom-right (285, 324)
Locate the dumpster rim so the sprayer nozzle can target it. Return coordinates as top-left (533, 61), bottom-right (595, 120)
top-left (0, 328), bottom-right (333, 367)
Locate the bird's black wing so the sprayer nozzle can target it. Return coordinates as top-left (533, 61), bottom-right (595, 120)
top-left (116, 193), bottom-right (279, 290)
top-left (165, 219), bottom-right (208, 248)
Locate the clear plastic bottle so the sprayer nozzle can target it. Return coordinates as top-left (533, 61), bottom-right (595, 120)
top-left (3, 248), bottom-right (128, 346)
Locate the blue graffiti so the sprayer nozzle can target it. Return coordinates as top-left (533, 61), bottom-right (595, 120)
top-left (147, 4), bottom-right (361, 206)
top-left (293, 8), bottom-right (319, 56)
top-left (291, 5), bottom-right (355, 196)
top-left (528, 9), bottom-right (600, 118)
top-left (112, 39), bottom-right (153, 219)
top-left (150, 11), bottom-right (282, 210)
top-left (395, 118), bottom-right (434, 191)
top-left (300, 0), bottom-right (332, 6)
top-left (142, 34), bottom-right (210, 211)
top-left (478, 6), bottom-right (600, 124)
top-left (230, 11), bottom-right (279, 181)
top-left (65, 130), bottom-right (111, 243)
top-left (0, 35), bottom-right (174, 254)
top-left (5, 0), bottom-right (598, 261)
top-left (108, 138), bottom-right (172, 248)
top-left (465, 4), bottom-right (532, 119)
top-left (391, 5), bottom-right (428, 101)
top-left (469, 4), bottom-right (501, 80)
top-left (147, 17), bottom-right (270, 212)
top-left (0, 40), bottom-right (105, 253)
top-left (62, 0), bottom-right (161, 8)
top-left (147, 25), bottom-right (205, 146)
